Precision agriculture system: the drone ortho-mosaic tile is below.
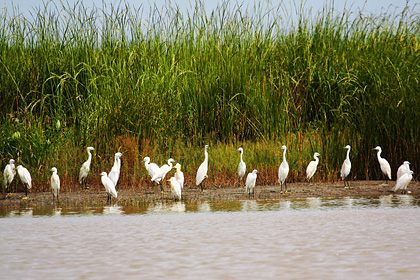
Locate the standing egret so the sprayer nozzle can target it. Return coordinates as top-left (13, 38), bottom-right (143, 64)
top-left (79, 146), bottom-right (95, 189)
top-left (372, 146), bottom-right (391, 185)
top-left (196, 145), bottom-right (210, 192)
top-left (151, 158), bottom-right (177, 192)
top-left (341, 145), bottom-right (352, 187)
top-left (235, 147), bottom-right (246, 187)
top-left (3, 159), bottom-right (16, 190)
top-left (277, 145), bottom-right (289, 193)
top-left (108, 152), bottom-right (124, 187)
top-left (396, 161), bottom-right (411, 181)
top-left (394, 170), bottom-right (414, 194)
top-left (50, 167), bottom-right (60, 204)
top-left (99, 172), bottom-right (117, 203)
top-left (306, 152), bottom-right (321, 182)
top-left (167, 177), bottom-right (182, 201)
top-left (141, 156), bottom-right (160, 182)
top-left (16, 165), bottom-right (32, 197)
top-left (174, 163), bottom-right (184, 189)
top-left (245, 169), bottom-right (261, 199)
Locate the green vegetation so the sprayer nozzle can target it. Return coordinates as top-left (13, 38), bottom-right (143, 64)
top-left (1, 1), bottom-right (419, 188)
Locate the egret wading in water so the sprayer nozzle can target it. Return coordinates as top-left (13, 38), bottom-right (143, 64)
top-left (142, 156), bottom-right (160, 183)
top-left (372, 146), bottom-right (391, 185)
top-left (99, 172), bottom-right (117, 203)
top-left (245, 169), bottom-right (261, 199)
top-left (16, 165), bottom-right (32, 197)
top-left (50, 167), bottom-right (60, 204)
top-left (235, 147), bottom-right (246, 187)
top-left (277, 145), bottom-right (289, 193)
top-left (196, 145), bottom-right (210, 192)
top-left (394, 170), bottom-right (414, 194)
top-left (167, 177), bottom-right (182, 201)
top-left (306, 152), bottom-right (321, 182)
top-left (108, 152), bottom-right (124, 188)
top-left (341, 145), bottom-right (351, 188)
top-left (79, 146), bottom-right (95, 189)
top-left (3, 159), bottom-right (16, 191)
top-left (151, 158), bottom-right (177, 192)
top-left (174, 163), bottom-right (184, 189)
top-left (396, 161), bottom-right (411, 181)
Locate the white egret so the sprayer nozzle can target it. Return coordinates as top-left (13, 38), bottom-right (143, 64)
top-left (277, 145), bottom-right (289, 193)
top-left (196, 145), bottom-right (210, 192)
top-left (79, 146), bottom-right (95, 189)
top-left (151, 158), bottom-right (177, 192)
top-left (167, 177), bottom-right (182, 201)
top-left (245, 169), bottom-right (261, 199)
top-left (3, 159), bottom-right (16, 189)
top-left (99, 172), bottom-right (117, 203)
top-left (306, 152), bottom-right (321, 182)
top-left (235, 147), bottom-right (246, 187)
top-left (50, 167), bottom-right (60, 204)
top-left (372, 146), bottom-right (391, 184)
top-left (108, 152), bottom-right (124, 187)
top-left (341, 145), bottom-right (351, 187)
top-left (174, 163), bottom-right (184, 189)
top-left (394, 170), bottom-right (414, 194)
top-left (396, 161), bottom-right (411, 181)
top-left (141, 156), bottom-right (160, 182)
top-left (16, 165), bottom-right (32, 197)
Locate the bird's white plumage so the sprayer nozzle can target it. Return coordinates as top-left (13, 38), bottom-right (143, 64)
top-left (196, 145), bottom-right (210, 186)
top-left (174, 163), bottom-right (184, 189)
top-left (3, 159), bottom-right (16, 188)
top-left (50, 167), bottom-right (60, 198)
top-left (341, 145), bottom-right (351, 181)
top-left (100, 172), bottom-right (117, 198)
top-left (396, 161), bottom-right (410, 181)
top-left (236, 147), bottom-right (246, 182)
top-left (373, 146), bottom-right (392, 180)
top-left (245, 169), bottom-right (260, 197)
top-left (108, 152), bottom-right (123, 187)
top-left (394, 171), bottom-right (413, 192)
top-left (278, 145), bottom-right (289, 186)
top-left (16, 165), bottom-right (32, 192)
top-left (306, 152), bottom-right (321, 180)
top-left (79, 147), bottom-right (95, 184)
top-left (168, 176), bottom-right (182, 200)
top-left (142, 157), bottom-right (160, 182)
top-left (151, 158), bottom-right (176, 183)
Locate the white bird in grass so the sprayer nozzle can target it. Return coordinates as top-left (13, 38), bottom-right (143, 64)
top-left (99, 172), bottom-right (117, 203)
top-left (79, 146), bottom-right (95, 189)
top-left (396, 161), bottom-right (411, 181)
top-left (16, 165), bottom-right (32, 197)
top-left (50, 167), bottom-right (60, 204)
top-left (235, 147), bottom-right (246, 187)
top-left (108, 152), bottom-right (124, 187)
top-left (277, 145), bottom-right (289, 193)
top-left (341, 145), bottom-right (351, 188)
top-left (151, 158), bottom-right (177, 192)
top-left (245, 169), bottom-right (261, 199)
top-left (372, 146), bottom-right (391, 185)
top-left (141, 156), bottom-right (160, 182)
top-left (167, 177), bottom-right (182, 201)
top-left (196, 145), bottom-right (210, 192)
top-left (306, 152), bottom-right (321, 182)
top-left (394, 170), bottom-right (414, 194)
top-left (174, 163), bottom-right (184, 189)
top-left (3, 159), bottom-right (16, 189)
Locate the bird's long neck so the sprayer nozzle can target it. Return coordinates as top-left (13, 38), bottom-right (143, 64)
top-left (87, 150), bottom-right (92, 163)
top-left (282, 149), bottom-right (287, 162)
top-left (314, 155), bottom-right (319, 163)
top-left (115, 156), bottom-right (120, 167)
top-left (240, 151), bottom-right (244, 162)
top-left (346, 148), bottom-right (351, 161)
top-left (376, 150), bottom-right (382, 160)
top-left (204, 149), bottom-right (209, 163)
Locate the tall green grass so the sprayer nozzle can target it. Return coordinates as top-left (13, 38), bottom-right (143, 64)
top-left (1, 0), bottom-right (419, 186)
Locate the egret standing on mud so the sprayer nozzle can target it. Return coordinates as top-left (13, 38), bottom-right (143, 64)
top-left (16, 165), bottom-right (32, 197)
top-left (394, 170), bottom-right (414, 194)
top-left (108, 152), bottom-right (124, 187)
top-left (235, 147), bottom-right (246, 187)
top-left (99, 172), bottom-right (117, 203)
top-left (167, 177), bottom-right (182, 200)
top-left (79, 146), bottom-right (95, 189)
top-left (3, 159), bottom-right (16, 190)
top-left (142, 156), bottom-right (160, 182)
top-left (372, 146), bottom-right (391, 185)
top-left (245, 169), bottom-right (261, 199)
top-left (341, 145), bottom-right (351, 187)
top-left (396, 161), bottom-right (411, 181)
top-left (50, 167), bottom-right (60, 204)
top-left (306, 152), bottom-right (321, 182)
top-left (196, 145), bottom-right (210, 192)
top-left (174, 163), bottom-right (184, 189)
top-left (278, 145), bottom-right (289, 193)
top-left (151, 158), bottom-right (177, 192)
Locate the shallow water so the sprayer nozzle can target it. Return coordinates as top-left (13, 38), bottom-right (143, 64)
top-left (1, 195), bottom-right (420, 279)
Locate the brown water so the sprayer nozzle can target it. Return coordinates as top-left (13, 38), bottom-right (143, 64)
top-left (1, 195), bottom-right (420, 279)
